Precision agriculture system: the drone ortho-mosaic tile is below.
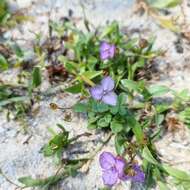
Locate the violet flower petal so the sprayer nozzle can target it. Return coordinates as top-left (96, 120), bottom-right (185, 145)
top-left (102, 168), bottom-right (118, 187)
top-left (131, 165), bottom-right (145, 183)
top-left (100, 42), bottom-right (110, 60)
top-left (90, 85), bottom-right (104, 100)
top-left (109, 45), bottom-right (116, 58)
top-left (100, 42), bottom-right (116, 60)
top-left (100, 42), bottom-right (110, 51)
top-left (131, 171), bottom-right (145, 183)
top-left (99, 152), bottom-right (116, 170)
top-left (122, 164), bottom-right (145, 183)
top-left (100, 51), bottom-right (109, 60)
top-left (115, 157), bottom-right (126, 179)
top-left (101, 76), bottom-right (115, 92)
top-left (102, 91), bottom-right (117, 106)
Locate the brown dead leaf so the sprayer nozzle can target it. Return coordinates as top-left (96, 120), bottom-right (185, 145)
top-left (166, 116), bottom-right (184, 132)
top-left (46, 64), bottom-right (68, 83)
top-left (0, 44), bottom-right (11, 58)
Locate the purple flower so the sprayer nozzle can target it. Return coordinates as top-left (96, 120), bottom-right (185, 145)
top-left (99, 152), bottom-right (145, 187)
top-left (99, 152), bottom-right (126, 187)
top-left (89, 76), bottom-right (117, 106)
top-left (122, 164), bottom-right (145, 183)
top-left (100, 42), bottom-right (116, 60)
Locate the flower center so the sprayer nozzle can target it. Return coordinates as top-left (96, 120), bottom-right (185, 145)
top-left (103, 90), bottom-right (108, 95)
top-left (125, 167), bottom-right (137, 177)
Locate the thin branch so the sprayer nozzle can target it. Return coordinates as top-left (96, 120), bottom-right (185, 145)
top-left (0, 168), bottom-right (23, 189)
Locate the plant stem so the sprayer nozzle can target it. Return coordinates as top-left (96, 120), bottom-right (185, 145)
top-left (0, 168), bottom-right (23, 189)
top-left (69, 132), bottom-right (92, 143)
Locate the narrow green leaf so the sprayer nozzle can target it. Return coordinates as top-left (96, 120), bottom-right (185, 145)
top-left (155, 114), bottom-right (164, 126)
top-left (0, 96), bottom-right (29, 107)
top-left (162, 164), bottom-right (190, 181)
top-left (0, 54), bottom-right (8, 70)
top-left (148, 85), bottom-right (170, 97)
top-left (32, 67), bottom-right (42, 88)
top-left (158, 181), bottom-right (170, 190)
top-left (115, 134), bottom-right (125, 155)
top-left (18, 176), bottom-right (47, 187)
top-left (100, 21), bottom-right (118, 39)
top-left (146, 0), bottom-right (182, 9)
top-left (127, 116), bottom-right (144, 144)
top-left (142, 146), bottom-right (159, 165)
top-left (64, 83), bottom-right (83, 94)
top-left (121, 79), bottom-right (140, 93)
top-left (132, 123), bottom-right (144, 144)
top-left (82, 71), bottom-right (102, 79)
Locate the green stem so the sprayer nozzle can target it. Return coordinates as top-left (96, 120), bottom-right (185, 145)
top-left (127, 62), bottom-right (133, 81)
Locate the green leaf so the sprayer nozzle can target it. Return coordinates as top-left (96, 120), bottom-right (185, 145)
top-left (158, 181), bottom-right (170, 190)
top-left (121, 79), bottom-right (140, 93)
top-left (73, 103), bottom-right (88, 113)
top-left (142, 146), bottom-right (159, 165)
top-left (64, 165), bottom-right (78, 177)
top-left (11, 43), bottom-right (24, 58)
top-left (42, 130), bottom-right (69, 157)
top-left (115, 134), bottom-right (125, 155)
top-left (148, 85), bottom-right (170, 97)
top-left (132, 123), bottom-right (144, 144)
top-left (132, 58), bottom-right (145, 74)
top-left (98, 187), bottom-right (111, 190)
top-left (64, 83), bottom-right (83, 94)
top-left (155, 114), bottom-right (164, 126)
top-left (32, 67), bottom-right (42, 88)
top-left (87, 56), bottom-right (98, 70)
top-left (87, 123), bottom-right (97, 130)
top-left (110, 93), bottom-right (127, 115)
top-left (143, 160), bottom-right (156, 188)
top-left (91, 100), bottom-right (109, 113)
top-left (100, 21), bottom-right (118, 39)
top-left (127, 116), bottom-right (144, 144)
top-left (0, 0), bottom-right (9, 24)
top-left (117, 93), bottom-right (127, 105)
top-left (65, 62), bottom-right (78, 73)
top-left (157, 17), bottom-right (180, 32)
top-left (110, 120), bottom-right (123, 133)
top-left (0, 54), bottom-right (8, 70)
top-left (81, 71), bottom-right (102, 79)
top-left (0, 85), bottom-right (12, 100)
top-left (110, 105), bottom-right (119, 115)
top-left (146, 0), bottom-right (182, 9)
top-left (0, 96), bottom-right (29, 107)
top-left (179, 108), bottom-right (190, 128)
top-left (18, 171), bottom-right (66, 188)
top-left (42, 144), bottom-right (55, 156)
top-left (175, 89), bottom-right (190, 101)
top-left (155, 104), bottom-right (170, 113)
top-left (97, 114), bottom-right (112, 128)
top-left (18, 176), bottom-right (46, 187)
top-left (162, 164), bottom-right (190, 181)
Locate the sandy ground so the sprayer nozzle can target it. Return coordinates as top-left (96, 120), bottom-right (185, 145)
top-left (1, 0), bottom-right (190, 190)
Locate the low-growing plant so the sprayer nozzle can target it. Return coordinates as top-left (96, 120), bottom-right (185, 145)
top-left (56, 21), bottom-right (159, 96)
top-left (1, 16), bottom-right (190, 190)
